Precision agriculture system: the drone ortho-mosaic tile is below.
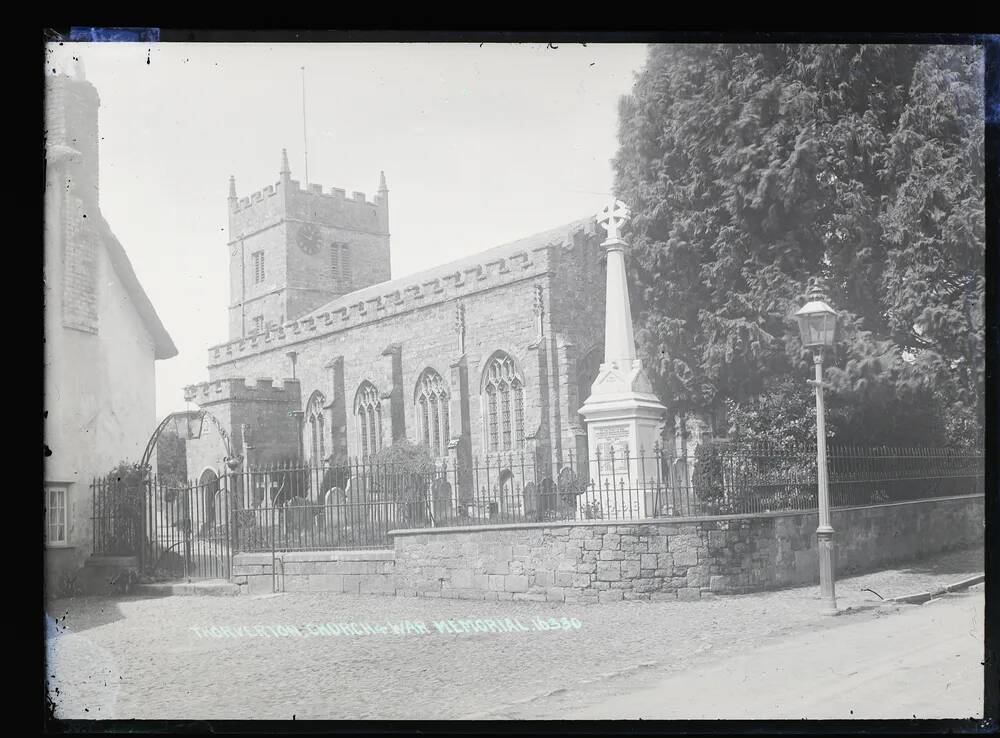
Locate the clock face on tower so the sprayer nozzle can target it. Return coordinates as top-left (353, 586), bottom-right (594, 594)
top-left (297, 223), bottom-right (321, 255)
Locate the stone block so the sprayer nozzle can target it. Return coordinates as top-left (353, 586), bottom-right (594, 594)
top-left (485, 560), bottom-right (510, 575)
top-left (488, 574), bottom-right (505, 591)
top-left (623, 591), bottom-right (650, 600)
top-left (672, 547), bottom-right (698, 567)
top-left (341, 575), bottom-right (361, 594)
top-left (572, 574), bottom-right (592, 588)
top-left (595, 561), bottom-right (621, 581)
top-left (450, 569), bottom-right (473, 589)
top-left (512, 593), bottom-right (546, 602)
top-left (677, 587), bottom-right (701, 601)
top-left (621, 560), bottom-right (640, 580)
top-left (598, 549), bottom-right (625, 561)
top-left (598, 590), bottom-right (623, 603)
top-left (545, 588), bottom-right (566, 602)
top-left (361, 575), bottom-right (395, 594)
top-left (308, 574), bottom-right (344, 592)
top-left (650, 591), bottom-right (677, 602)
top-left (505, 575), bottom-right (529, 593)
top-left (554, 571), bottom-right (574, 587)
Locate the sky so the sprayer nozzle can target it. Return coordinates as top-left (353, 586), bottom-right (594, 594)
top-left (44, 42), bottom-right (649, 418)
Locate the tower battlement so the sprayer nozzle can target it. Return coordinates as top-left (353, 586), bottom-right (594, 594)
top-left (225, 150), bottom-right (392, 340)
top-left (231, 178), bottom-right (384, 214)
top-left (183, 377), bottom-right (301, 405)
top-left (208, 218), bottom-right (600, 367)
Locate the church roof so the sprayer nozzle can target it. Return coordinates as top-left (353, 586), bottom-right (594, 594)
top-left (303, 216), bottom-right (596, 321)
top-left (91, 212), bottom-right (179, 360)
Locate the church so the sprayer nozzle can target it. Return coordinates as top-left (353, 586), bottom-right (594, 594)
top-left (183, 151), bottom-right (621, 483)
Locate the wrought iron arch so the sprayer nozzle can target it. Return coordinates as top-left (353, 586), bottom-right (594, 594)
top-left (140, 408), bottom-right (240, 476)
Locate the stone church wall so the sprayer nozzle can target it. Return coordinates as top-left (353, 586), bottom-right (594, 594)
top-left (204, 220), bottom-right (608, 466)
top-left (228, 494), bottom-right (984, 600)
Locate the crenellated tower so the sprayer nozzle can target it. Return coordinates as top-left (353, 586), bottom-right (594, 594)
top-left (226, 150), bottom-right (391, 340)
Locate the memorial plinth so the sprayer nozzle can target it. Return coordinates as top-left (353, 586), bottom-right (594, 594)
top-left (578, 200), bottom-right (667, 519)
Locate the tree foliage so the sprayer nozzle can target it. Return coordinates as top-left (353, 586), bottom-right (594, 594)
top-left (155, 427), bottom-right (188, 487)
top-left (614, 44), bottom-right (984, 445)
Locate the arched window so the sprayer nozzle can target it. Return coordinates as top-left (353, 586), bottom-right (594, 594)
top-left (482, 352), bottom-right (525, 454)
top-left (354, 381), bottom-right (383, 458)
top-left (415, 368), bottom-right (450, 457)
top-left (305, 391), bottom-right (327, 464)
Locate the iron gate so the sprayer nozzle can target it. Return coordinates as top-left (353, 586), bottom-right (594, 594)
top-left (141, 472), bottom-right (234, 579)
top-left (92, 471), bottom-right (236, 579)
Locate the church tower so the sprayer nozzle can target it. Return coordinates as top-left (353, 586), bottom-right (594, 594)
top-left (226, 151), bottom-right (391, 340)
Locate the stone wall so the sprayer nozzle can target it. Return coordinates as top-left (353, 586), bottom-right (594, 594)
top-left (232, 550), bottom-right (395, 595)
top-left (392, 495), bottom-right (983, 603)
top-left (230, 494), bottom-right (983, 603)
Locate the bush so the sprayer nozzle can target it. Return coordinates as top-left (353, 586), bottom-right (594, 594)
top-left (370, 441), bottom-right (435, 502)
top-left (691, 441), bottom-right (736, 514)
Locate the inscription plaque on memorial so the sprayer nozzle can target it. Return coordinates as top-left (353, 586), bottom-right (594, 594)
top-left (594, 423), bottom-right (631, 462)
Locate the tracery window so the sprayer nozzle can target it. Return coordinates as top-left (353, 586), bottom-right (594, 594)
top-left (482, 352), bottom-right (525, 454)
top-left (305, 391), bottom-right (327, 464)
top-left (415, 369), bottom-right (450, 457)
top-left (354, 381), bottom-right (383, 458)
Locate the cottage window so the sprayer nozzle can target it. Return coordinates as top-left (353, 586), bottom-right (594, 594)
top-left (45, 485), bottom-right (68, 546)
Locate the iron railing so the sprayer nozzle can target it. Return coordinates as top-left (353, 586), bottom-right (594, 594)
top-left (224, 444), bottom-right (984, 552)
top-left (92, 444), bottom-right (984, 562)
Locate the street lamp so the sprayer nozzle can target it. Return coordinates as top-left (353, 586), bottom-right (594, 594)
top-left (793, 278), bottom-right (839, 616)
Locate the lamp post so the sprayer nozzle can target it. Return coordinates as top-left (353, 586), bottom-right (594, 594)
top-left (793, 278), bottom-right (839, 616)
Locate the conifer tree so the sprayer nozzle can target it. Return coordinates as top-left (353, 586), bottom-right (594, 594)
top-left (614, 43), bottom-right (984, 445)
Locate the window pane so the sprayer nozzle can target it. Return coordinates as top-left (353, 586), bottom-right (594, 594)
top-left (514, 381), bottom-right (524, 447)
top-left (442, 403), bottom-right (450, 456)
top-left (500, 384), bottom-right (511, 450)
top-left (487, 386), bottom-right (498, 452)
top-left (46, 487), bottom-right (67, 544)
top-left (431, 395), bottom-right (440, 456)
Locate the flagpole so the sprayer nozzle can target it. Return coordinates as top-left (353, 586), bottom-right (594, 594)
top-left (301, 66), bottom-right (309, 186)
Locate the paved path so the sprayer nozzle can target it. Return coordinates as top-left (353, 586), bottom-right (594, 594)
top-left (45, 546), bottom-right (984, 721)
top-left (493, 591), bottom-right (984, 720)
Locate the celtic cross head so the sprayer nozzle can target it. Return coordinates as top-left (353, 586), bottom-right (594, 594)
top-left (596, 199), bottom-right (630, 241)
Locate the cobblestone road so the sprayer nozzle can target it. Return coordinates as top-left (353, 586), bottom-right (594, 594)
top-left (45, 546), bottom-right (983, 721)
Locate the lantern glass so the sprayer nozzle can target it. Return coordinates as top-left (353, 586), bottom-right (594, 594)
top-left (794, 301), bottom-right (837, 349)
top-left (174, 411), bottom-right (204, 440)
